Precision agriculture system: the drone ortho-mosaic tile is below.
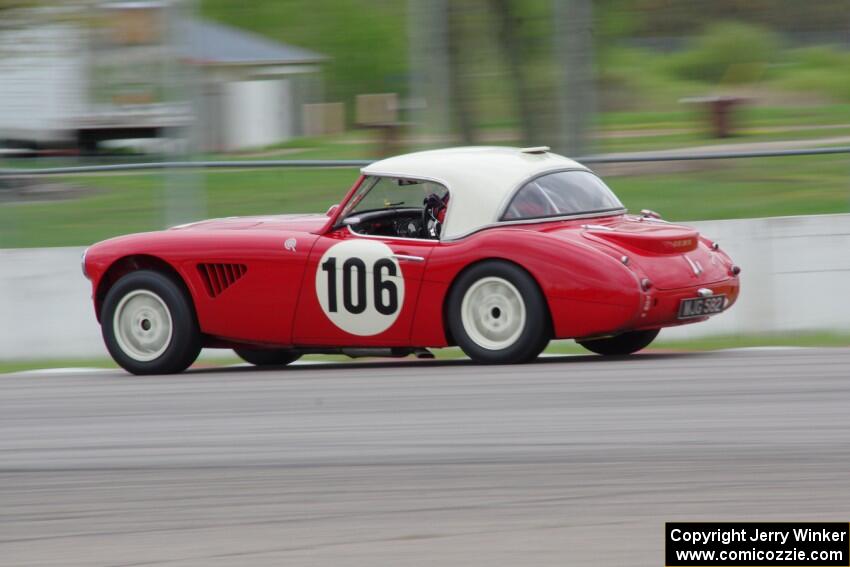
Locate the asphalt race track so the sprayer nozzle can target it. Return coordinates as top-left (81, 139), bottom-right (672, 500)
top-left (2, 348), bottom-right (850, 566)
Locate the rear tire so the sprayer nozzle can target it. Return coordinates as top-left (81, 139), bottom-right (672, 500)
top-left (102, 270), bottom-right (201, 375)
top-left (447, 261), bottom-right (550, 364)
top-left (577, 329), bottom-right (659, 356)
top-left (234, 348), bottom-right (300, 367)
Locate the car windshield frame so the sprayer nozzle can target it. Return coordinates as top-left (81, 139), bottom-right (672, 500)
top-left (498, 169), bottom-right (626, 223)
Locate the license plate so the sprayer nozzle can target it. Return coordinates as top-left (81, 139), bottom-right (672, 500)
top-left (678, 295), bottom-right (726, 319)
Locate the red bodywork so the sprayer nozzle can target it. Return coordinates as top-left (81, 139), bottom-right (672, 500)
top-left (84, 176), bottom-right (740, 350)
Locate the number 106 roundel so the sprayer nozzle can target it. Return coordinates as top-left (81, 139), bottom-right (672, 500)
top-left (82, 147), bottom-right (741, 374)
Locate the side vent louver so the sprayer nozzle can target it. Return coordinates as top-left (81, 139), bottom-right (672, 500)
top-left (198, 263), bottom-right (247, 298)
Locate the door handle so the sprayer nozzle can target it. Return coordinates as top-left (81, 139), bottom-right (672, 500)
top-left (392, 254), bottom-right (425, 262)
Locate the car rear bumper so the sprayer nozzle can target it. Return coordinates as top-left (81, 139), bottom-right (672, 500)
top-left (632, 276), bottom-right (740, 330)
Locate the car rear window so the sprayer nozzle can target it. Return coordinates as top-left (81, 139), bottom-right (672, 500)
top-left (501, 170), bottom-right (623, 221)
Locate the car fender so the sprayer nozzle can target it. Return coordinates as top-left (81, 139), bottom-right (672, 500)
top-left (411, 228), bottom-right (643, 346)
top-left (86, 229), bottom-right (319, 345)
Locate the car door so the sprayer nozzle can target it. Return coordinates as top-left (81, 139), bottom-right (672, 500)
top-left (291, 227), bottom-right (437, 346)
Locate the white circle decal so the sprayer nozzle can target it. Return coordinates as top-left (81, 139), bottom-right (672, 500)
top-left (315, 240), bottom-right (405, 336)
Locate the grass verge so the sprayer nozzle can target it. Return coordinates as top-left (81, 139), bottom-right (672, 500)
top-left (2, 152), bottom-right (849, 248)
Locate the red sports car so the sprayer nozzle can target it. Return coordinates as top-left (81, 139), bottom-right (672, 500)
top-left (83, 146), bottom-right (740, 374)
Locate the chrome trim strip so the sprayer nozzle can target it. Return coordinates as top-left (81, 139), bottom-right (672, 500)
top-left (392, 254), bottom-right (425, 262)
top-left (80, 247), bottom-right (89, 279)
top-left (441, 209), bottom-right (628, 242)
top-left (685, 256), bottom-right (703, 276)
top-left (346, 225), bottom-right (437, 243)
top-left (635, 215), bottom-right (671, 224)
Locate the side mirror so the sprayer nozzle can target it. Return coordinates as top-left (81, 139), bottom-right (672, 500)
top-left (640, 209), bottom-right (662, 220)
top-left (342, 216), bottom-right (361, 227)
top-left (325, 204), bottom-right (339, 217)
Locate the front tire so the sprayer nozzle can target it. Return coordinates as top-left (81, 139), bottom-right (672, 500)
top-left (447, 261), bottom-right (550, 364)
top-left (234, 348), bottom-right (300, 367)
top-left (577, 329), bottom-right (659, 356)
top-left (102, 270), bottom-right (201, 375)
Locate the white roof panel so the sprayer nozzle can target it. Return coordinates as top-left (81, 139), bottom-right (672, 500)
top-left (362, 146), bottom-right (590, 239)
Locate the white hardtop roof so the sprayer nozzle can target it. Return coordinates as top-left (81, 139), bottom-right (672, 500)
top-left (361, 146), bottom-right (590, 240)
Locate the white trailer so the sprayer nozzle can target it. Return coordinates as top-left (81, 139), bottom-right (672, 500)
top-left (0, 25), bottom-right (88, 146)
top-left (0, 3), bottom-right (324, 152)
top-left (0, 5), bottom-right (189, 151)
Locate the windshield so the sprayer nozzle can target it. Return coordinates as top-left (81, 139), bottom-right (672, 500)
top-left (341, 176), bottom-right (448, 219)
top-left (502, 170), bottom-right (624, 221)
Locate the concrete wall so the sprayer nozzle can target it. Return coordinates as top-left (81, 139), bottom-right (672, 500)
top-left (1, 213), bottom-right (849, 360)
top-left (0, 246), bottom-right (106, 360)
top-left (662, 213), bottom-right (850, 340)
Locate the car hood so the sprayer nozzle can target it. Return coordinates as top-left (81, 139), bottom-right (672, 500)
top-left (169, 213), bottom-right (330, 234)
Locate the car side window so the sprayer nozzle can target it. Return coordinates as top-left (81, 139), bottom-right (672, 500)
top-left (503, 170), bottom-right (623, 221)
top-left (341, 176), bottom-right (450, 240)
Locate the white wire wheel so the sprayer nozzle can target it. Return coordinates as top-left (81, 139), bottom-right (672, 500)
top-left (460, 276), bottom-right (527, 350)
top-left (448, 261), bottom-right (550, 364)
top-left (112, 289), bottom-right (174, 362)
top-left (102, 270), bottom-right (202, 375)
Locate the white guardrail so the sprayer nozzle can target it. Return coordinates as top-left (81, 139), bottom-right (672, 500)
top-left (1, 212), bottom-right (849, 360)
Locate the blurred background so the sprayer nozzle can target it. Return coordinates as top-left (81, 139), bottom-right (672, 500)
top-left (4, 6), bottom-right (850, 564)
top-left (2, 0), bottom-right (850, 365)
